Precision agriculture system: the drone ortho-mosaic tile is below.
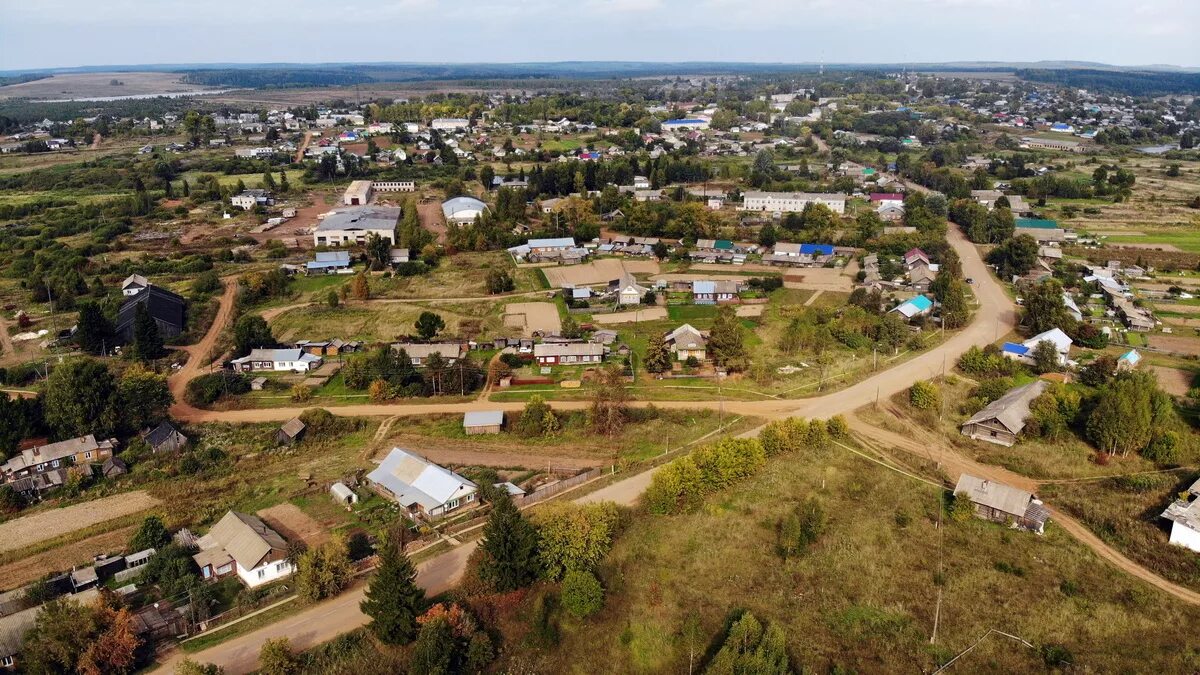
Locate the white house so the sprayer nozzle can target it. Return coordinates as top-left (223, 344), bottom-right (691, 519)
top-left (431, 118), bottom-right (470, 132)
top-left (616, 271), bottom-right (649, 305)
top-left (313, 206), bottom-right (400, 247)
top-left (534, 342), bottom-right (604, 365)
top-left (368, 448), bottom-right (478, 519)
top-left (231, 189), bottom-right (271, 210)
top-left (665, 324), bottom-right (707, 361)
top-left (1161, 477), bottom-right (1200, 553)
top-left (192, 511), bottom-right (294, 588)
top-left (740, 191), bottom-right (846, 215)
top-left (121, 274), bottom-right (150, 297)
top-left (1002, 328), bottom-right (1073, 366)
top-left (230, 348), bottom-right (322, 373)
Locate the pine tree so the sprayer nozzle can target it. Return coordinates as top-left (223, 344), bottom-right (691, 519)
top-left (643, 332), bottom-right (673, 373)
top-left (75, 301), bottom-right (113, 355)
top-left (361, 529), bottom-right (425, 645)
top-left (479, 496), bottom-right (539, 592)
top-left (279, 171), bottom-right (289, 193)
top-left (131, 302), bottom-right (163, 361)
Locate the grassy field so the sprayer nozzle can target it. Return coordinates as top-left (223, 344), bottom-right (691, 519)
top-left (370, 251), bottom-right (547, 299)
top-left (267, 300), bottom-right (505, 343)
top-left (493, 440), bottom-right (1200, 673)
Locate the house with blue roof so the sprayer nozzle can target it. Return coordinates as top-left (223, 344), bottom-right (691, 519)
top-left (305, 251), bottom-right (352, 275)
top-left (889, 295), bottom-right (933, 319)
top-left (662, 118), bottom-right (710, 131)
top-left (1117, 349), bottom-right (1142, 371)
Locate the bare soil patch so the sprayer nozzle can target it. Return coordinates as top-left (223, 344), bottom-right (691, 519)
top-left (542, 259), bottom-right (659, 287)
top-left (781, 267), bottom-right (854, 292)
top-left (381, 435), bottom-right (607, 470)
top-left (592, 306), bottom-right (668, 324)
top-left (1147, 334), bottom-right (1200, 356)
top-left (0, 491), bottom-right (160, 554)
top-left (417, 199), bottom-right (447, 244)
top-left (257, 503), bottom-right (329, 549)
top-left (1150, 365), bottom-right (1194, 396)
top-left (735, 305), bottom-right (765, 317)
top-left (0, 526), bottom-right (136, 590)
top-left (502, 302), bottom-right (562, 336)
top-left (1114, 242), bottom-right (1183, 252)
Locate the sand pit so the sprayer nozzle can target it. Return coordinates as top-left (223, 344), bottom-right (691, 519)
top-left (503, 302), bottom-right (563, 336)
top-left (592, 306), bottom-right (668, 324)
top-left (541, 259), bottom-right (660, 287)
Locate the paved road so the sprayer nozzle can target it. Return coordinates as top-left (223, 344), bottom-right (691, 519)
top-left (847, 414), bottom-right (1200, 608)
top-left (173, 224), bottom-right (1016, 426)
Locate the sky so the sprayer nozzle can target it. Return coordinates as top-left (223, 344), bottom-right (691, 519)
top-left (1, 0), bottom-right (1198, 71)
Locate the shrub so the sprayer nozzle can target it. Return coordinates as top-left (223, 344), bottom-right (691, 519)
top-left (560, 570), bottom-right (604, 619)
top-left (948, 491), bottom-right (975, 522)
top-left (826, 415), bottom-right (850, 440)
top-left (185, 372), bottom-right (250, 407)
top-left (909, 380), bottom-right (940, 410)
top-left (290, 384), bottom-right (312, 402)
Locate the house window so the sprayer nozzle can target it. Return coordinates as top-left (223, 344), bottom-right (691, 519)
top-left (466, 494), bottom-right (475, 502)
top-left (84, 452), bottom-right (92, 460)
top-left (202, 566), bottom-right (212, 579)
top-left (258, 568), bottom-right (266, 579)
top-left (51, 460), bottom-right (59, 468)
top-left (446, 498), bottom-right (460, 510)
top-left (276, 562), bottom-right (287, 572)
top-left (2, 655), bottom-right (13, 667)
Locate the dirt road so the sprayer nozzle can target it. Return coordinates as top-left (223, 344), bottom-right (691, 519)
top-left (846, 415), bottom-right (1200, 608)
top-left (0, 314), bottom-right (15, 363)
top-left (168, 277), bottom-right (238, 419)
top-left (294, 131), bottom-right (314, 164)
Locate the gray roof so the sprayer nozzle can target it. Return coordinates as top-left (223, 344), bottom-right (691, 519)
top-left (368, 448), bottom-right (477, 510)
top-left (1161, 477), bottom-right (1200, 534)
top-left (315, 206), bottom-right (401, 233)
top-left (954, 474), bottom-right (1045, 526)
top-left (963, 380), bottom-right (1048, 436)
top-left (199, 511), bottom-right (289, 570)
top-left (279, 417), bottom-right (306, 438)
top-left (441, 196), bottom-right (487, 219)
top-left (464, 410), bottom-right (504, 428)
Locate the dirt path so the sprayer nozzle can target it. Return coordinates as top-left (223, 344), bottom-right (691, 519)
top-left (0, 314), bottom-right (15, 363)
top-left (0, 491), bottom-right (159, 554)
top-left (846, 413), bottom-right (1200, 608)
top-left (417, 199), bottom-right (447, 243)
top-left (169, 277), bottom-right (239, 419)
top-left (803, 289), bottom-right (824, 306)
top-left (294, 131), bottom-right (314, 164)
top-left (90, 132), bottom-right (101, 150)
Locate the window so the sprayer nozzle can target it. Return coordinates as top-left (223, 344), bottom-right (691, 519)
top-left (2, 655), bottom-right (13, 667)
top-left (258, 568), bottom-right (266, 579)
top-left (466, 493), bottom-right (475, 502)
top-left (202, 566), bottom-right (212, 579)
top-left (276, 562), bottom-right (287, 572)
top-left (446, 498), bottom-right (460, 510)
top-left (84, 452), bottom-right (92, 460)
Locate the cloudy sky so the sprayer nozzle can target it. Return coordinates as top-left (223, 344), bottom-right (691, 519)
top-left (1, 0), bottom-right (1197, 71)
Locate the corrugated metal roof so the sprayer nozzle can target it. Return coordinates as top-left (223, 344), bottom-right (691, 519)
top-left (464, 411), bottom-right (504, 427)
top-left (367, 448), bottom-right (477, 510)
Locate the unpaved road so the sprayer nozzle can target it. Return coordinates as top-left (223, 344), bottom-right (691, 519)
top-left (0, 491), bottom-right (159, 554)
top-left (847, 414), bottom-right (1200, 608)
top-left (168, 277), bottom-right (239, 419)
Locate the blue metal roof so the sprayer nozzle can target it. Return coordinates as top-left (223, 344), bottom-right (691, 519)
top-left (799, 243), bottom-right (835, 256)
top-left (314, 251), bottom-right (351, 262)
top-left (1002, 342), bottom-right (1029, 355)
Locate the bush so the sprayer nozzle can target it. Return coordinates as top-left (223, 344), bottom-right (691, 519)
top-left (185, 372), bottom-right (250, 407)
top-left (560, 570), bottom-right (604, 618)
top-left (644, 438), bottom-right (765, 514)
top-left (909, 380), bottom-right (940, 410)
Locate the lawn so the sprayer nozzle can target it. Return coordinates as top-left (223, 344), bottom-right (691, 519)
top-left (494, 439), bottom-right (1200, 673)
top-left (1104, 230), bottom-right (1200, 253)
top-left (266, 300), bottom-right (506, 343)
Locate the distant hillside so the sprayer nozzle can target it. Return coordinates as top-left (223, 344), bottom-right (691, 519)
top-left (1016, 68), bottom-right (1200, 96)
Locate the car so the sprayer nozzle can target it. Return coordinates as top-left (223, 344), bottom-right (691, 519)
top-left (965, 278), bottom-right (974, 284)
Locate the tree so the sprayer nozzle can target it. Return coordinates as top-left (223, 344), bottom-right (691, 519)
top-left (117, 365), bottom-right (172, 433)
top-left (643, 332), bottom-right (673, 374)
top-left (326, 290), bottom-right (339, 308)
top-left (485, 269), bottom-right (513, 294)
top-left (129, 515), bottom-right (170, 552)
top-left (560, 314), bottom-right (582, 339)
top-left (1079, 354), bottom-right (1117, 386)
top-left (415, 311), bottom-right (445, 340)
top-left (479, 164), bottom-right (495, 190)
top-left (514, 395), bottom-right (551, 438)
top-left (76, 301), bottom-right (114, 355)
top-left (44, 358), bottom-right (119, 438)
top-left (709, 305), bottom-right (747, 371)
top-left (909, 380), bottom-right (940, 410)
top-left (351, 272), bottom-right (371, 301)
top-left (366, 233), bottom-right (391, 270)
top-left (1023, 279), bottom-right (1075, 334)
top-left (1030, 339), bottom-right (1062, 374)
top-left (361, 529), bottom-right (425, 645)
top-left (987, 234), bottom-right (1039, 279)
top-left (561, 570), bottom-right (604, 618)
top-left (79, 601), bottom-right (140, 675)
top-left (257, 638), bottom-right (299, 675)
top-left (233, 315), bottom-right (274, 357)
top-left (478, 495), bottom-right (540, 592)
top-left (534, 501), bottom-right (621, 580)
top-left (130, 302), bottom-right (164, 361)
top-left (176, 660), bottom-right (224, 675)
top-left (1086, 372), bottom-right (1155, 456)
top-left (295, 535), bottom-right (352, 601)
top-left (23, 595), bottom-right (141, 675)
top-left (589, 364), bottom-right (629, 436)
top-left (705, 612), bottom-right (790, 675)
top-left (409, 617), bottom-right (455, 675)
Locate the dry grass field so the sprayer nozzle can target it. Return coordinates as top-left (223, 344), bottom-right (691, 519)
top-left (541, 259), bottom-right (660, 287)
top-left (0, 72), bottom-right (223, 100)
top-left (257, 503), bottom-right (330, 549)
top-left (0, 491), bottom-right (160, 554)
top-left (0, 525), bottom-right (137, 589)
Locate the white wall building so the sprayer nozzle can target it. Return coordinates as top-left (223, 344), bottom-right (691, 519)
top-left (741, 191), bottom-right (846, 215)
top-left (192, 512), bottom-right (295, 588)
top-left (313, 206), bottom-right (400, 247)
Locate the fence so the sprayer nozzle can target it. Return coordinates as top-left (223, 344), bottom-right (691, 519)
top-left (515, 467), bottom-right (606, 506)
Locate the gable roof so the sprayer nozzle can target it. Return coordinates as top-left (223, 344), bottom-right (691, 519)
top-left (464, 410), bottom-right (504, 428)
top-left (115, 285), bottom-right (185, 335)
top-left (144, 421), bottom-right (184, 448)
top-left (368, 448), bottom-right (477, 510)
top-left (122, 273), bottom-right (149, 289)
top-left (279, 417), bottom-right (305, 438)
top-left (1023, 328), bottom-right (1072, 353)
top-left (203, 511), bottom-right (289, 570)
top-left (954, 474), bottom-right (1040, 521)
top-left (963, 380), bottom-right (1048, 435)
top-left (665, 323), bottom-right (706, 348)
top-left (890, 294), bottom-right (933, 317)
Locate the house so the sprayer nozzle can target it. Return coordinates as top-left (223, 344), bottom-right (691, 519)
top-left (313, 207), bottom-right (400, 247)
top-left (903, 248), bottom-right (929, 268)
top-left (115, 286), bottom-right (186, 345)
top-left (1117, 349), bottom-right (1142, 371)
top-left (230, 348), bottom-right (322, 373)
top-left (740, 191), bottom-right (846, 215)
top-left (1, 435), bottom-right (117, 496)
top-left (463, 411), bottom-right (504, 435)
top-left (193, 511), bottom-right (294, 587)
top-left (665, 324), bottom-right (707, 361)
top-left (367, 448), bottom-right (478, 519)
top-left (306, 250), bottom-right (353, 275)
top-left (953, 474), bottom-right (1049, 534)
top-left (763, 243), bottom-right (835, 268)
top-left (889, 295), bottom-right (933, 320)
top-left (528, 237), bottom-right (576, 254)
top-left (394, 343), bottom-right (466, 366)
top-left (121, 273), bottom-right (150, 297)
top-left (331, 482), bottom-right (359, 506)
top-left (0, 588), bottom-right (101, 670)
top-left (876, 204), bottom-right (905, 221)
top-left (1115, 298), bottom-right (1154, 332)
top-left (614, 272), bottom-right (650, 305)
top-left (231, 189), bottom-right (271, 210)
top-left (431, 118), bottom-right (469, 131)
top-left (692, 279), bottom-right (740, 304)
top-left (342, 180), bottom-right (373, 206)
top-left (908, 263), bottom-right (937, 292)
top-left (442, 196), bottom-right (488, 225)
top-left (1003, 328), bottom-right (1073, 366)
top-left (142, 421), bottom-right (188, 454)
top-left (276, 418), bottom-right (306, 445)
top-left (534, 342), bottom-right (604, 365)
top-left (960, 380), bottom-right (1049, 447)
top-left (1160, 477), bottom-right (1200, 553)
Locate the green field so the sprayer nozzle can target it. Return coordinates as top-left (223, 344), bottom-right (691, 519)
top-left (1103, 231), bottom-right (1200, 253)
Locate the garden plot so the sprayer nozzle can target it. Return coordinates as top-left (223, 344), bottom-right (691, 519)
top-left (0, 491), bottom-right (160, 553)
top-left (502, 302), bottom-right (562, 336)
top-left (541, 259), bottom-right (660, 287)
top-left (592, 306), bottom-right (668, 325)
top-left (257, 503), bottom-right (330, 549)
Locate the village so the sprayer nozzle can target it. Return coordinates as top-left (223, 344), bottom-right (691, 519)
top-left (0, 59), bottom-right (1199, 673)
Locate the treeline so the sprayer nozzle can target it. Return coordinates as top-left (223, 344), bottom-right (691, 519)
top-left (178, 69), bottom-right (375, 88)
top-left (1017, 69), bottom-right (1200, 97)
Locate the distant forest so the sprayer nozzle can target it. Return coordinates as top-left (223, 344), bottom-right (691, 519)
top-left (0, 73), bottom-right (50, 87)
top-left (1017, 69), bottom-right (1200, 96)
top-left (178, 69), bottom-right (375, 88)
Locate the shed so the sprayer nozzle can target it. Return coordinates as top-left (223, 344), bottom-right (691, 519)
top-left (464, 410), bottom-right (504, 435)
top-left (277, 418), bottom-right (306, 445)
top-left (250, 377), bottom-right (268, 391)
top-left (101, 457), bottom-right (128, 478)
top-left (143, 420), bottom-right (188, 454)
top-left (330, 482), bottom-right (359, 505)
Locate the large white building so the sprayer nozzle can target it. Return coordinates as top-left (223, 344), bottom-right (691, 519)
top-left (441, 197), bottom-right (487, 225)
top-left (431, 118), bottom-right (470, 132)
top-left (313, 206), bottom-right (400, 246)
top-left (740, 191), bottom-right (846, 215)
top-left (343, 180), bottom-right (373, 206)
